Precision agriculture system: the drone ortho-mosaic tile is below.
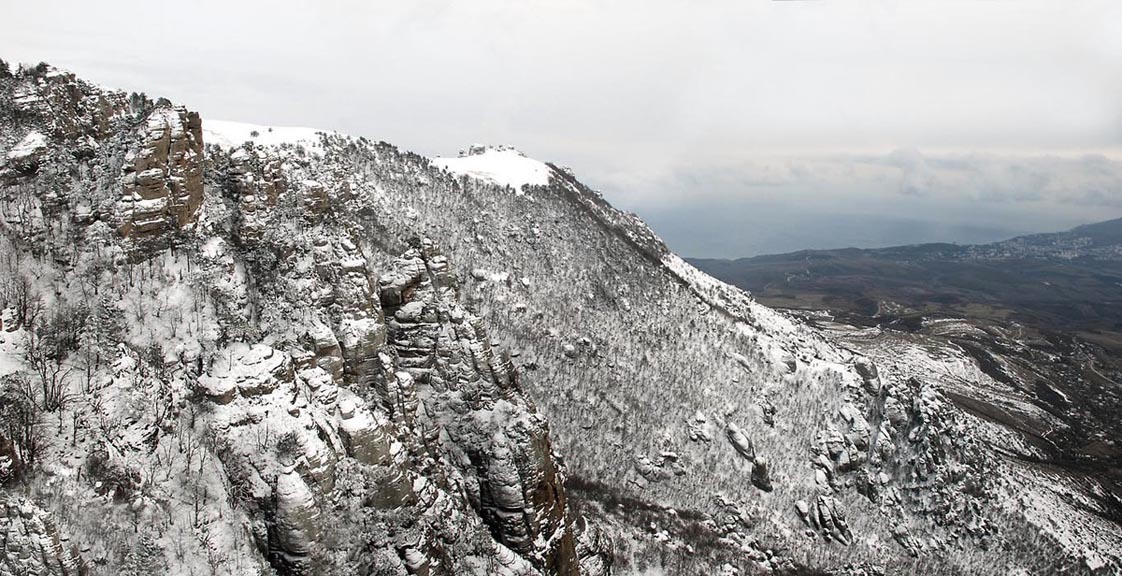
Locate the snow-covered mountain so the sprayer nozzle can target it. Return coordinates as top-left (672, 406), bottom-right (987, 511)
top-left (0, 61), bottom-right (1118, 575)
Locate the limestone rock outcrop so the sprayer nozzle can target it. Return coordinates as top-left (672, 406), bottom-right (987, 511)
top-left (0, 496), bottom-right (85, 576)
top-left (378, 241), bottom-right (585, 575)
top-left (116, 105), bottom-right (204, 241)
top-left (8, 65), bottom-right (123, 143)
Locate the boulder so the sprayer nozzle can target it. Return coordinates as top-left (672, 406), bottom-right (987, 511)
top-left (687, 411), bottom-right (713, 442)
top-left (814, 496), bottom-right (852, 545)
top-left (794, 499), bottom-right (811, 525)
top-left (726, 423), bottom-right (755, 460)
top-left (892, 523), bottom-right (921, 557)
top-left (751, 456), bottom-right (774, 492)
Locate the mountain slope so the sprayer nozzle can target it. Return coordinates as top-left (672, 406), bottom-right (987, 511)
top-left (0, 62), bottom-right (604, 576)
top-left (692, 221), bottom-right (1122, 573)
top-left (0, 61), bottom-right (1118, 575)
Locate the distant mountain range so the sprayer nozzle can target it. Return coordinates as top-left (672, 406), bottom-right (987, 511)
top-left (690, 218), bottom-right (1122, 334)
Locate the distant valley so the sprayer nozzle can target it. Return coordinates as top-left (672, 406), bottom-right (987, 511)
top-left (692, 218), bottom-right (1122, 338)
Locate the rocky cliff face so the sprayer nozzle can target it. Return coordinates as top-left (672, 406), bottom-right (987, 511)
top-left (379, 243), bottom-right (579, 574)
top-left (115, 105), bottom-right (204, 241)
top-left (187, 234), bottom-right (589, 575)
top-left (0, 60), bottom-right (1119, 576)
top-left (0, 63), bottom-right (603, 576)
top-left (0, 495), bottom-right (85, 576)
top-left (0, 64), bottom-right (203, 253)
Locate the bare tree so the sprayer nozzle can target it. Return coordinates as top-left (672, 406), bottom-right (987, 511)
top-left (0, 374), bottom-right (43, 470)
top-left (24, 323), bottom-right (72, 413)
top-left (6, 275), bottom-right (44, 329)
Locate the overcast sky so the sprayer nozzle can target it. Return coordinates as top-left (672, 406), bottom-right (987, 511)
top-left (4, 1), bottom-right (1121, 256)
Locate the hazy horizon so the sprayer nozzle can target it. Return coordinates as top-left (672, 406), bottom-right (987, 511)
top-left (4, 1), bottom-right (1120, 257)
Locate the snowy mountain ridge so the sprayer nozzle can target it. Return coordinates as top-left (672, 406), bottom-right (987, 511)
top-left (0, 60), bottom-right (1118, 576)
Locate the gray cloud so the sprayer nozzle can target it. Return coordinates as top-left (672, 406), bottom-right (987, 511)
top-left (606, 151), bottom-right (1122, 256)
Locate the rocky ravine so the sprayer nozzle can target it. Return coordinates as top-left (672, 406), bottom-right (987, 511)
top-left (0, 60), bottom-right (1118, 575)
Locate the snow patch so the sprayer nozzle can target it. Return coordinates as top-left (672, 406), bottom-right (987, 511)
top-left (5, 130), bottom-right (48, 160)
top-left (431, 145), bottom-right (552, 192)
top-left (203, 119), bottom-right (331, 150)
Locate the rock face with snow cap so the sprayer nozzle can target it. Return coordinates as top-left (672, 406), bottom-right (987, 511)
top-left (7, 65), bottom-right (123, 143)
top-left (0, 65), bottom-right (606, 572)
top-left (271, 468), bottom-right (322, 572)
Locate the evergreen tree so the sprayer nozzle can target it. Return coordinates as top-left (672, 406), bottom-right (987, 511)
top-left (81, 294), bottom-right (122, 371)
top-left (119, 534), bottom-right (166, 576)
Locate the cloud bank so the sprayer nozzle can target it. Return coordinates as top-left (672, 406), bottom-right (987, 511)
top-left (608, 151), bottom-right (1122, 257)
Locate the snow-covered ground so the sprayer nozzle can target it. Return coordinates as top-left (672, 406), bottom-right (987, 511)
top-left (1000, 463), bottom-right (1121, 572)
top-left (431, 145), bottom-right (552, 192)
top-left (202, 119), bottom-right (331, 150)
